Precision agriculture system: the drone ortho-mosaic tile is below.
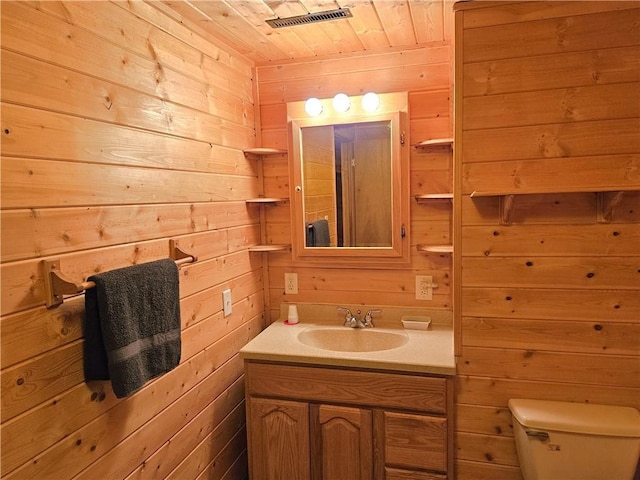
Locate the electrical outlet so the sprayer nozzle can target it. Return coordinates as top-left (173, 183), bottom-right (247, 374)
top-left (284, 273), bottom-right (298, 295)
top-left (222, 288), bottom-right (232, 316)
top-left (415, 275), bottom-right (433, 301)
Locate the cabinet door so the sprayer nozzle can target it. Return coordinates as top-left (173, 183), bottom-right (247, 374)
top-left (384, 411), bottom-right (447, 473)
top-left (312, 404), bottom-right (373, 480)
top-left (248, 397), bottom-right (310, 480)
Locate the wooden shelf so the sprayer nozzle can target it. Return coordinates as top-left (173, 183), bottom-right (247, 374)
top-left (243, 148), bottom-right (287, 157)
top-left (417, 245), bottom-right (453, 254)
top-left (413, 138), bottom-right (453, 149)
top-left (470, 186), bottom-right (640, 197)
top-left (415, 193), bottom-right (453, 203)
top-left (246, 197), bottom-right (288, 205)
top-left (244, 147), bottom-right (291, 265)
top-left (248, 244), bottom-right (290, 252)
top-left (470, 188), bottom-right (638, 225)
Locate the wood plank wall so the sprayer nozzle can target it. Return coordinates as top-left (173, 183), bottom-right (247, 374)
top-left (1, 2), bottom-right (262, 478)
top-left (454, 2), bottom-right (640, 479)
top-left (255, 44), bottom-right (455, 321)
top-left (4, 1), bottom-right (636, 479)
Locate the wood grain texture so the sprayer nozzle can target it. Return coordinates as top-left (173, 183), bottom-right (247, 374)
top-left (246, 362), bottom-right (448, 414)
top-left (3, 1), bottom-right (638, 478)
top-left (455, 3), bottom-right (640, 475)
top-left (385, 411), bottom-right (447, 472)
top-left (0, 1), bottom-right (261, 478)
top-left (247, 397), bottom-right (310, 480)
top-left (246, 361), bottom-right (453, 478)
top-left (255, 42), bottom-right (454, 319)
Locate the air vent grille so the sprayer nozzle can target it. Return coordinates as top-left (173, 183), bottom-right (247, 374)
top-left (266, 8), bottom-right (352, 28)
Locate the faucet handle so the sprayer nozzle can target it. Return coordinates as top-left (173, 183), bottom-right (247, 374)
top-left (363, 309), bottom-right (381, 327)
top-left (337, 306), bottom-right (355, 326)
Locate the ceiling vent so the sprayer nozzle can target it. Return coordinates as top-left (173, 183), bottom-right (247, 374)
top-left (266, 8), bottom-right (352, 28)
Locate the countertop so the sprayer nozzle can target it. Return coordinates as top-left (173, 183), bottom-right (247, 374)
top-left (240, 304), bottom-right (456, 376)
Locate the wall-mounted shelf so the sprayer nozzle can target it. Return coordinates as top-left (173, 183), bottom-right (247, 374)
top-left (413, 140), bottom-right (454, 256)
top-left (245, 147), bottom-right (291, 257)
top-left (243, 148), bottom-right (287, 158)
top-left (248, 244), bottom-right (290, 253)
top-left (417, 245), bottom-right (453, 254)
top-left (470, 188), bottom-right (638, 225)
top-left (412, 138), bottom-right (453, 150)
top-left (246, 197), bottom-right (288, 205)
top-left (415, 193), bottom-right (453, 204)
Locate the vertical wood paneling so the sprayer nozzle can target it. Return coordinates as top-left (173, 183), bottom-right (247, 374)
top-left (455, 2), bottom-right (640, 477)
top-left (1, 1), bottom-right (259, 478)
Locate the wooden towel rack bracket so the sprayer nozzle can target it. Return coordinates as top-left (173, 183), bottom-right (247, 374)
top-left (42, 241), bottom-right (197, 309)
top-left (169, 239), bottom-right (198, 264)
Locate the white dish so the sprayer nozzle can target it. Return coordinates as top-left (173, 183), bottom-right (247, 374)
top-left (401, 316), bottom-right (431, 330)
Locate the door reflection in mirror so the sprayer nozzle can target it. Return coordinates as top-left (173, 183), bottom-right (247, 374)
top-left (301, 120), bottom-right (392, 247)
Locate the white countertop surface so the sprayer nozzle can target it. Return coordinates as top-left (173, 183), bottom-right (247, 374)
top-left (240, 305), bottom-right (456, 376)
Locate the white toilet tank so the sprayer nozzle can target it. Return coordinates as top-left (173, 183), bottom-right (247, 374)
top-left (509, 399), bottom-right (640, 480)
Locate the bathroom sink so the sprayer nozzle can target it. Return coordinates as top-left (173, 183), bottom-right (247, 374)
top-left (297, 327), bottom-right (409, 352)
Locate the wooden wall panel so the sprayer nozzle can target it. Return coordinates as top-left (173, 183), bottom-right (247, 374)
top-left (1, 104), bottom-right (255, 172)
top-left (1, 1), bottom-right (259, 478)
top-left (4, 3), bottom-right (636, 480)
top-left (256, 45), bottom-right (454, 321)
top-left (454, 3), bottom-right (640, 478)
top-left (462, 317), bottom-right (639, 355)
top-left (462, 7), bottom-right (639, 62)
top-left (1, 49), bottom-right (254, 137)
top-left (463, 44), bottom-right (640, 97)
top-left (455, 460), bottom-right (521, 480)
top-left (462, 119), bottom-right (639, 163)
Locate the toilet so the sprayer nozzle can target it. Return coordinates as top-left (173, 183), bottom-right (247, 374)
top-left (509, 399), bottom-right (640, 480)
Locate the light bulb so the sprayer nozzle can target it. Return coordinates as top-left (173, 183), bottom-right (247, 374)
top-left (362, 92), bottom-right (380, 112)
top-left (304, 97), bottom-right (323, 117)
top-left (332, 93), bottom-right (351, 113)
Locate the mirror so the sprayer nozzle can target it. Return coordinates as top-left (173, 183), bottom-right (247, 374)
top-left (288, 92), bottom-right (410, 265)
top-left (301, 121), bottom-right (392, 247)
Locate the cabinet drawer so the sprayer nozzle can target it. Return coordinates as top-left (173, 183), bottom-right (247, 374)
top-left (246, 361), bottom-right (447, 413)
top-left (385, 467), bottom-right (447, 480)
top-left (384, 412), bottom-right (447, 472)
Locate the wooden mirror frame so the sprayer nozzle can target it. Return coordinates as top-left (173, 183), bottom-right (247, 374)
top-left (288, 92), bottom-right (410, 268)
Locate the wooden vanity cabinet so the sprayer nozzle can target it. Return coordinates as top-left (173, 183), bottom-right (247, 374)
top-left (245, 361), bottom-right (453, 480)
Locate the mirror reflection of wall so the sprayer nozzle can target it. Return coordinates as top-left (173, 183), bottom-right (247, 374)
top-left (301, 121), bottom-right (392, 247)
top-left (301, 125), bottom-right (336, 246)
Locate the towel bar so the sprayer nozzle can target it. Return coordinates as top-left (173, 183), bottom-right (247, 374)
top-left (42, 242), bottom-right (197, 308)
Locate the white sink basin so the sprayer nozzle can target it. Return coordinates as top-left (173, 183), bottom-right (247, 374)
top-left (297, 327), bottom-right (409, 352)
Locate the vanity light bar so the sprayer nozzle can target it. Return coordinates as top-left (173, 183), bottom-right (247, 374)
top-left (266, 8), bottom-right (352, 28)
top-left (304, 92), bottom-right (380, 117)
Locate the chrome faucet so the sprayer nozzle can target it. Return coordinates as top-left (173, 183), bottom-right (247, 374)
top-left (337, 307), bottom-right (362, 328)
top-left (337, 307), bottom-right (380, 328)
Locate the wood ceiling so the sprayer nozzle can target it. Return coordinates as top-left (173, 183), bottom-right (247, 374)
top-left (159, 1), bottom-right (456, 64)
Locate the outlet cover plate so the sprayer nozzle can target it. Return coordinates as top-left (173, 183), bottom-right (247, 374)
top-left (222, 288), bottom-right (232, 316)
top-left (415, 275), bottom-right (433, 301)
top-left (284, 272), bottom-right (298, 295)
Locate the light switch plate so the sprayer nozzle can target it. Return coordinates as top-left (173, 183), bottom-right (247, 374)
top-left (222, 288), bottom-right (232, 316)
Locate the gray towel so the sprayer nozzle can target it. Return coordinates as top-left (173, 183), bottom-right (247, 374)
top-left (306, 219), bottom-right (330, 247)
top-left (83, 259), bottom-right (181, 398)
